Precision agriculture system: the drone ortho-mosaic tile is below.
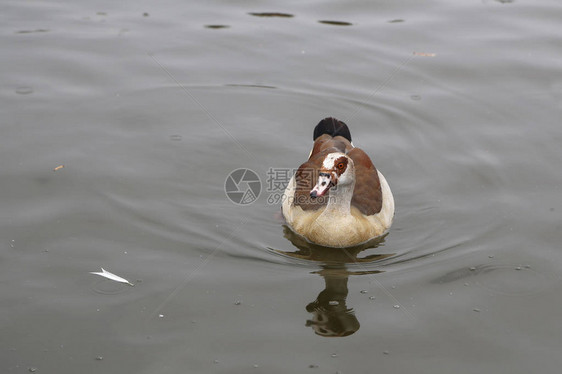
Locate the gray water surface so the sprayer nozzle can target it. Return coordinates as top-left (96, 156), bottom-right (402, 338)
top-left (3, 0), bottom-right (562, 373)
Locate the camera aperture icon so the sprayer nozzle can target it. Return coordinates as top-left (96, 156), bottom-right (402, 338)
top-left (225, 168), bottom-right (261, 205)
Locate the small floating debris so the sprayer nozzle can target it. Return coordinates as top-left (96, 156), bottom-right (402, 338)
top-left (95, 356), bottom-right (103, 361)
top-left (388, 19), bottom-right (405, 23)
top-left (90, 268), bottom-right (134, 286)
top-left (328, 300), bottom-right (339, 306)
top-left (205, 25), bottom-right (230, 29)
top-left (248, 12), bottom-right (294, 18)
top-left (143, 12), bottom-right (149, 17)
top-left (469, 267), bottom-right (476, 271)
top-left (473, 308), bottom-right (481, 312)
top-left (360, 289), bottom-right (368, 294)
top-left (53, 165), bottom-right (64, 171)
top-left (413, 51), bottom-right (436, 57)
top-left (234, 300), bottom-right (242, 305)
top-left (393, 305), bottom-right (400, 309)
top-left (318, 20), bottom-right (353, 26)
top-left (28, 368), bottom-right (37, 373)
top-left (383, 350), bottom-right (390, 355)
top-left (308, 364), bottom-right (319, 368)
top-left (369, 296), bottom-right (376, 300)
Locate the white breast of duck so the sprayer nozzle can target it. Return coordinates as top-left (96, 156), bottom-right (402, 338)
top-left (282, 118), bottom-right (394, 248)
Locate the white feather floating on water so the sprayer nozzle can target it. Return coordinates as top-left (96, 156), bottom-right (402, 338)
top-left (90, 268), bottom-right (134, 286)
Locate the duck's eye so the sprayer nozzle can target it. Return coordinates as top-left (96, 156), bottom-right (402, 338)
top-left (337, 162), bottom-right (345, 170)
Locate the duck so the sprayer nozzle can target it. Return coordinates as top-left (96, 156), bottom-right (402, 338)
top-left (282, 117), bottom-right (394, 248)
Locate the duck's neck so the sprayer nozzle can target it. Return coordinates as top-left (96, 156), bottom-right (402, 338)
top-left (324, 182), bottom-right (354, 216)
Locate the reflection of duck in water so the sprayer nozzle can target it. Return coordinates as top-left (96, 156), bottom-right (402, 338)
top-left (270, 232), bottom-right (393, 338)
top-left (282, 117), bottom-right (394, 248)
top-left (269, 214), bottom-right (395, 337)
top-left (306, 268), bottom-right (360, 337)
top-left (306, 267), bottom-right (385, 337)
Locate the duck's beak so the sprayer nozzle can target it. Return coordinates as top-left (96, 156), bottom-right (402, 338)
top-left (310, 172), bottom-right (334, 198)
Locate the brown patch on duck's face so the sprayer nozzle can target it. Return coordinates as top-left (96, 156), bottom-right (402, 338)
top-left (320, 155), bottom-right (348, 183)
top-left (332, 156), bottom-right (348, 177)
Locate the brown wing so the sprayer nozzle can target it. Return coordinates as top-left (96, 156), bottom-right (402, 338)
top-left (348, 147), bottom-right (383, 215)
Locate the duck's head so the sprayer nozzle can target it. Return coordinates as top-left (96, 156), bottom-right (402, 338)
top-left (310, 153), bottom-right (354, 198)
